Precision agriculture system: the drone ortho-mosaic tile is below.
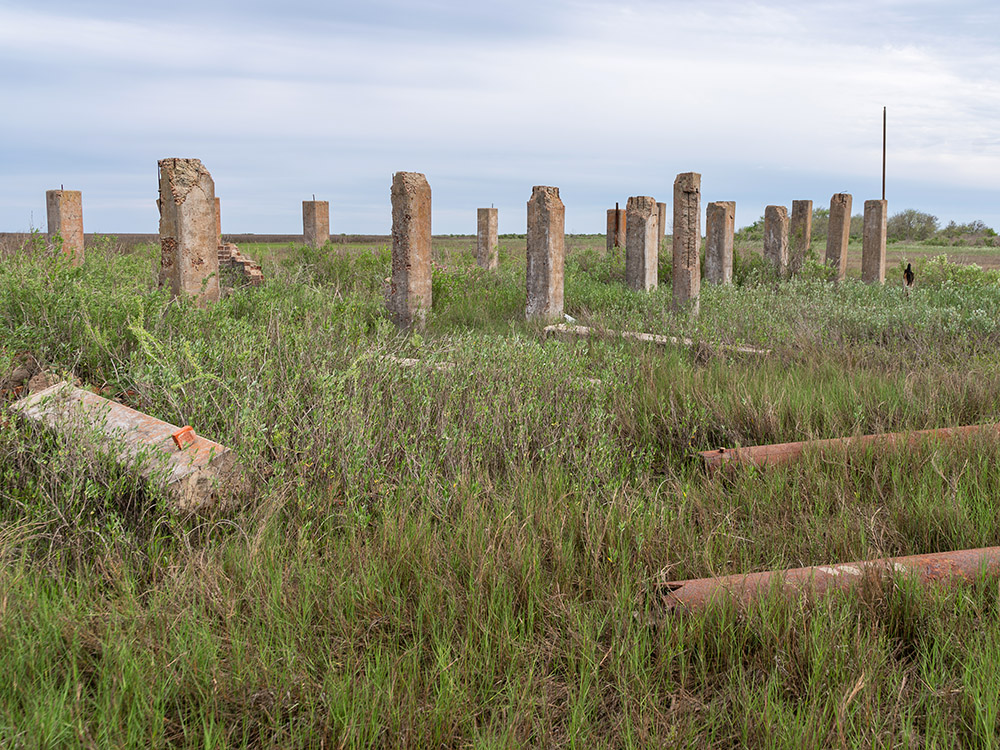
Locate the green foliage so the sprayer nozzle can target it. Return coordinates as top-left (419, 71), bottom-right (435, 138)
top-left (888, 208), bottom-right (940, 241)
top-left (3, 234), bottom-right (1000, 745)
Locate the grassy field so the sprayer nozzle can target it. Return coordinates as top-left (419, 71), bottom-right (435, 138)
top-left (3, 231), bottom-right (1000, 747)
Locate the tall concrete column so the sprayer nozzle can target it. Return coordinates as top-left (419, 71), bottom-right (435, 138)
top-left (45, 189), bottom-right (84, 266)
top-left (388, 173), bottom-right (432, 328)
top-left (303, 200), bottom-right (330, 248)
top-left (862, 199), bottom-right (888, 284)
top-left (526, 186), bottom-right (565, 321)
top-left (789, 199), bottom-right (812, 275)
top-left (214, 197), bottom-right (222, 243)
top-left (672, 172), bottom-right (701, 314)
top-left (657, 202), bottom-right (667, 247)
top-left (476, 207), bottom-right (498, 270)
top-left (157, 158), bottom-right (219, 304)
top-left (825, 193), bottom-right (852, 280)
top-left (606, 207), bottom-right (626, 251)
top-left (705, 201), bottom-right (735, 285)
top-left (625, 195), bottom-right (658, 291)
top-left (763, 205), bottom-right (789, 277)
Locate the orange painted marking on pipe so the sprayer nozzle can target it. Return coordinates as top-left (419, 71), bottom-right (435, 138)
top-left (172, 425), bottom-right (196, 450)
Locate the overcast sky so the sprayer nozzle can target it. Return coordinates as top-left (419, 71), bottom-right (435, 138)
top-left (2, 0), bottom-right (999, 235)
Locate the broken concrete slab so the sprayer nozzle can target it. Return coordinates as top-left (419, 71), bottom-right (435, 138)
top-left (543, 323), bottom-right (770, 357)
top-left (699, 422), bottom-right (1000, 471)
top-left (11, 383), bottom-right (238, 512)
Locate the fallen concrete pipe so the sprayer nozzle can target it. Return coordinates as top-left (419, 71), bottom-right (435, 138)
top-left (543, 323), bottom-right (770, 357)
top-left (660, 546), bottom-right (1000, 612)
top-left (699, 423), bottom-right (1000, 471)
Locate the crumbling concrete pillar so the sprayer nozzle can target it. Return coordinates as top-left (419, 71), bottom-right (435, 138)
top-left (825, 193), bottom-right (853, 280)
top-left (157, 158), bottom-right (219, 304)
top-left (672, 172), bottom-right (701, 314)
top-left (606, 207), bottom-right (626, 251)
top-left (763, 205), bottom-right (789, 277)
top-left (214, 197), bottom-right (222, 243)
top-left (388, 172), bottom-right (432, 328)
top-left (625, 195), bottom-right (658, 291)
top-left (705, 201), bottom-right (734, 285)
top-left (657, 202), bottom-right (667, 246)
top-left (862, 199), bottom-right (888, 284)
top-left (302, 200), bottom-right (330, 248)
top-left (45, 189), bottom-right (84, 265)
top-left (526, 186), bottom-right (565, 321)
top-left (789, 199), bottom-right (812, 274)
top-left (476, 207), bottom-right (498, 270)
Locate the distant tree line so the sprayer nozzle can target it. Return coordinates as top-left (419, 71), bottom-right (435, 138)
top-left (737, 207), bottom-right (997, 247)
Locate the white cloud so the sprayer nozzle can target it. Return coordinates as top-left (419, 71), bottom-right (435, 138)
top-left (1, 1), bottom-right (999, 233)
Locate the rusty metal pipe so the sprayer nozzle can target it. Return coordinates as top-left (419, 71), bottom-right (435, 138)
top-left (660, 546), bottom-right (1000, 612)
top-left (699, 423), bottom-right (1000, 471)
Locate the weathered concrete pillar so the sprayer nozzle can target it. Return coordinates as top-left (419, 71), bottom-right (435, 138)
top-left (862, 199), bottom-right (888, 284)
top-left (825, 193), bottom-right (853, 280)
top-left (705, 201), bottom-right (735, 285)
top-left (657, 202), bottom-right (667, 246)
top-left (672, 172), bottom-right (701, 314)
top-left (45, 189), bottom-right (84, 265)
top-left (625, 195), bottom-right (658, 291)
top-left (606, 207), bottom-right (626, 251)
top-left (302, 200), bottom-right (330, 248)
top-left (214, 197), bottom-right (222, 243)
top-left (789, 199), bottom-right (812, 275)
top-left (157, 158), bottom-right (219, 304)
top-left (388, 173), bottom-right (432, 328)
top-left (476, 207), bottom-right (498, 270)
top-left (763, 205), bottom-right (789, 277)
top-left (526, 186), bottom-right (564, 321)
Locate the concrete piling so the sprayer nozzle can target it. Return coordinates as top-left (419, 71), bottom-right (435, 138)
top-left (862, 199), bottom-right (888, 284)
top-left (672, 172), bottom-right (701, 314)
top-left (214, 197), bottom-right (222, 243)
top-left (526, 186), bottom-right (565, 321)
top-left (157, 158), bottom-right (220, 304)
top-left (625, 195), bottom-right (658, 291)
top-left (45, 189), bottom-right (84, 265)
top-left (763, 205), bottom-right (789, 277)
top-left (302, 200), bottom-right (330, 248)
top-left (789, 199), bottom-right (812, 275)
top-left (388, 172), bottom-right (432, 328)
top-left (606, 207), bottom-right (626, 251)
top-left (705, 201), bottom-right (735, 285)
top-left (825, 193), bottom-right (853, 280)
top-left (476, 207), bottom-right (498, 270)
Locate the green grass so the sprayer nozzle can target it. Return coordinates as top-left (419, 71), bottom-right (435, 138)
top-left (3, 233), bottom-right (1000, 746)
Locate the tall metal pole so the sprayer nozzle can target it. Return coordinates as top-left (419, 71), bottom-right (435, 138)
top-left (882, 106), bottom-right (886, 201)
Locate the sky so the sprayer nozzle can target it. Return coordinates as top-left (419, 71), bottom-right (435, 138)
top-left (1, 0), bottom-right (999, 235)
